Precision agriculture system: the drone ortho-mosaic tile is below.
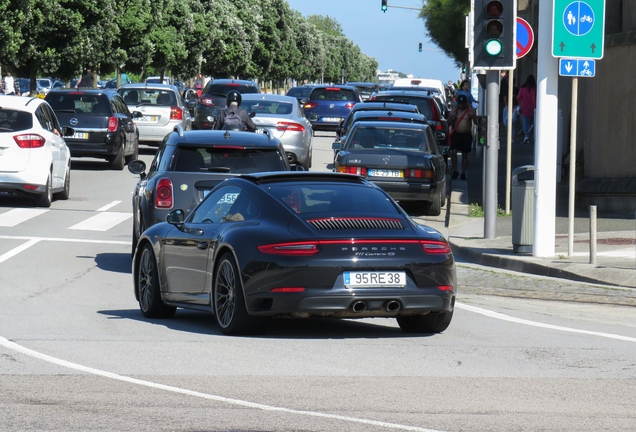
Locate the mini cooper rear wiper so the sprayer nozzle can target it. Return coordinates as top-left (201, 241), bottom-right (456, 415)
top-left (203, 167), bottom-right (232, 173)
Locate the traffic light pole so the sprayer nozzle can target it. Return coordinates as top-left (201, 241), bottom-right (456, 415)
top-left (484, 70), bottom-right (499, 238)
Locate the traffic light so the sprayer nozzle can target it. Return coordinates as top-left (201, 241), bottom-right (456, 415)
top-left (472, 0), bottom-right (516, 70)
top-left (381, 0), bottom-right (387, 12)
top-left (418, 42), bottom-right (422, 52)
top-left (476, 116), bottom-right (488, 146)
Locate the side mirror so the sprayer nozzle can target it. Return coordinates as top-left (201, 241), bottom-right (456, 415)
top-left (127, 160), bottom-right (146, 175)
top-left (249, 112), bottom-right (256, 118)
top-left (132, 111), bottom-right (143, 118)
top-left (435, 132), bottom-right (446, 141)
top-left (62, 126), bottom-right (75, 137)
top-left (332, 142), bottom-right (342, 150)
top-left (166, 209), bottom-right (185, 225)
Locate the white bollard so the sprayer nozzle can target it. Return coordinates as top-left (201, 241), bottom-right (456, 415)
top-left (589, 205), bottom-right (597, 265)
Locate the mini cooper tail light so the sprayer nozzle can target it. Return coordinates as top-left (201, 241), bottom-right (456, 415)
top-left (258, 242), bottom-right (319, 255)
top-left (303, 102), bottom-right (318, 109)
top-left (270, 287), bottom-right (306, 293)
top-left (337, 166), bottom-right (368, 176)
top-left (13, 134), bottom-right (45, 148)
top-left (107, 116), bottom-right (118, 132)
top-left (170, 106), bottom-right (183, 120)
top-left (199, 97), bottom-right (215, 107)
top-left (155, 178), bottom-right (173, 209)
top-left (420, 240), bottom-right (451, 254)
top-left (277, 122), bottom-right (305, 132)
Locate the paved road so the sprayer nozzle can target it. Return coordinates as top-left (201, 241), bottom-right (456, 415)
top-left (1, 137), bottom-right (635, 431)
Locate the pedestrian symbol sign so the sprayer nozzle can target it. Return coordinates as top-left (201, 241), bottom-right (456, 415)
top-left (559, 58), bottom-right (596, 77)
top-left (552, 0), bottom-right (605, 59)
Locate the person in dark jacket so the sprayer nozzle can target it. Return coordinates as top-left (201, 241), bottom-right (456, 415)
top-left (213, 90), bottom-right (256, 132)
top-left (75, 69), bottom-right (93, 88)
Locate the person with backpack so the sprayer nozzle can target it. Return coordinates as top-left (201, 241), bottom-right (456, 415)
top-left (214, 90), bottom-right (256, 132)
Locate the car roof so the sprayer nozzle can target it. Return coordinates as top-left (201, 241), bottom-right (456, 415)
top-left (235, 171), bottom-right (367, 185)
top-left (355, 102), bottom-right (419, 112)
top-left (241, 93), bottom-right (298, 103)
top-left (0, 96), bottom-right (44, 112)
top-left (352, 110), bottom-right (426, 121)
top-left (310, 84), bottom-right (358, 91)
top-left (167, 130), bottom-right (282, 149)
top-left (118, 83), bottom-right (179, 91)
top-left (48, 88), bottom-right (120, 97)
top-left (348, 120), bottom-right (430, 132)
top-left (209, 78), bottom-right (257, 85)
top-left (346, 82), bottom-right (377, 87)
top-left (373, 90), bottom-right (437, 99)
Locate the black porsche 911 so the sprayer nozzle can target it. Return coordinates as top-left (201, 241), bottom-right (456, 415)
top-left (333, 121), bottom-right (447, 216)
top-left (133, 172), bottom-right (456, 336)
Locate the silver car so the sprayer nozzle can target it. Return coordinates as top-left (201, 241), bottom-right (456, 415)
top-left (118, 83), bottom-right (192, 146)
top-left (241, 94), bottom-right (313, 169)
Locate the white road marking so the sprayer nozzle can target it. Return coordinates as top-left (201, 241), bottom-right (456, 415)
top-left (0, 239), bottom-right (40, 264)
top-left (68, 212), bottom-right (132, 231)
top-left (96, 201), bottom-right (121, 212)
top-left (0, 209), bottom-right (49, 227)
top-left (0, 336), bottom-right (443, 432)
top-left (0, 235), bottom-right (128, 245)
top-left (456, 302), bottom-right (636, 342)
top-left (569, 250), bottom-right (636, 258)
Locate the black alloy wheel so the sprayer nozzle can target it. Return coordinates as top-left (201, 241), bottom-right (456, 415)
top-left (397, 310), bottom-right (453, 334)
top-left (213, 253), bottom-right (267, 336)
top-left (137, 243), bottom-right (176, 318)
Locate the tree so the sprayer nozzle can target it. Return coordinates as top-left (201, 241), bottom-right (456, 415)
top-left (419, 0), bottom-right (470, 66)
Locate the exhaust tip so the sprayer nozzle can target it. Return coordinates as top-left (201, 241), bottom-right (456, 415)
top-left (351, 301), bottom-right (367, 313)
top-left (385, 300), bottom-right (401, 312)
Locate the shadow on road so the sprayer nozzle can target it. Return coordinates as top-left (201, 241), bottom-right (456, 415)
top-left (93, 252), bottom-right (132, 274)
top-left (97, 308), bottom-right (432, 339)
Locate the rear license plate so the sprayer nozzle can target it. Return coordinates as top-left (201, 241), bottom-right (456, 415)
top-left (68, 132), bottom-right (88, 139)
top-left (140, 116), bottom-right (158, 122)
top-left (369, 169), bottom-right (403, 178)
top-left (322, 117), bottom-right (341, 122)
top-left (344, 271), bottom-right (406, 288)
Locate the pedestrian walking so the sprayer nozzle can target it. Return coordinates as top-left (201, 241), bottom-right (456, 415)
top-left (447, 94), bottom-right (478, 180)
top-left (194, 74), bottom-right (203, 97)
top-left (456, 79), bottom-right (478, 108)
top-left (3, 71), bottom-right (20, 96)
top-left (75, 69), bottom-right (94, 89)
top-left (517, 74), bottom-right (537, 144)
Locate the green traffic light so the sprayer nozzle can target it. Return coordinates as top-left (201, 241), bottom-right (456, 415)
top-left (485, 39), bottom-right (503, 56)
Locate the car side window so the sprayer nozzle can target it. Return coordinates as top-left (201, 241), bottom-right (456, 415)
top-left (189, 186), bottom-right (242, 224)
top-left (43, 104), bottom-right (62, 134)
top-left (35, 106), bottom-right (56, 134)
top-left (117, 96), bottom-right (131, 116)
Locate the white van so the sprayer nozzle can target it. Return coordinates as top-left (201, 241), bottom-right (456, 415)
top-left (391, 78), bottom-right (446, 103)
top-left (145, 76), bottom-right (172, 86)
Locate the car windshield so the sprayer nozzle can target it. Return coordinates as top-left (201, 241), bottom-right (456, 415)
top-left (119, 89), bottom-right (176, 106)
top-left (373, 96), bottom-right (433, 119)
top-left (286, 87), bottom-right (312, 98)
top-left (207, 84), bottom-right (258, 97)
top-left (244, 100), bottom-right (293, 115)
top-left (46, 94), bottom-right (110, 115)
top-left (172, 146), bottom-right (285, 173)
top-left (0, 109), bottom-right (33, 132)
top-left (310, 88), bottom-right (357, 101)
top-left (267, 183), bottom-right (399, 215)
top-left (346, 127), bottom-right (430, 153)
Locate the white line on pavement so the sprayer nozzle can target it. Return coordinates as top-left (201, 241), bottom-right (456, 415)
top-left (68, 212), bottom-right (132, 231)
top-left (0, 336), bottom-right (443, 432)
top-left (0, 209), bottom-right (49, 227)
top-left (0, 235), bottom-right (128, 245)
top-left (456, 302), bottom-right (636, 342)
top-left (96, 201), bottom-right (121, 212)
top-left (0, 239), bottom-right (40, 264)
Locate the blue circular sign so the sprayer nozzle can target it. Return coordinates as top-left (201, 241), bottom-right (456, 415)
top-left (563, 1), bottom-right (594, 36)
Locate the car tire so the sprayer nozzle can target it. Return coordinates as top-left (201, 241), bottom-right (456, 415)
top-left (424, 192), bottom-right (442, 216)
top-left (34, 174), bottom-right (52, 208)
top-left (136, 243), bottom-right (176, 319)
top-left (213, 253), bottom-right (268, 336)
top-left (55, 166), bottom-right (70, 200)
top-left (397, 310), bottom-right (453, 334)
top-left (110, 141), bottom-right (125, 170)
top-left (302, 151), bottom-right (312, 170)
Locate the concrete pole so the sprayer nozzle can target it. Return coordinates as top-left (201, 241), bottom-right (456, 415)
top-left (505, 69), bottom-right (514, 214)
top-left (484, 70), bottom-right (500, 239)
top-left (567, 78), bottom-right (579, 256)
top-left (589, 205), bottom-right (597, 264)
top-left (533, 0), bottom-right (559, 257)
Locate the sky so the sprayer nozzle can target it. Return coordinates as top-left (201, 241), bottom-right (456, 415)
top-left (285, 0), bottom-right (460, 82)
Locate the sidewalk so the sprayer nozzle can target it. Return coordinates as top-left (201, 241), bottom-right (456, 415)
top-left (444, 132), bottom-right (636, 291)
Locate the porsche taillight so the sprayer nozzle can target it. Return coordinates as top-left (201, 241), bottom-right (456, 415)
top-left (107, 116), bottom-right (118, 132)
top-left (14, 134), bottom-right (45, 148)
top-left (420, 240), bottom-right (451, 254)
top-left (258, 242), bottom-right (320, 255)
top-left (155, 178), bottom-right (173, 209)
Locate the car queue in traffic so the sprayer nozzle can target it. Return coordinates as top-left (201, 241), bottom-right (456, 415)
top-left (0, 75), bottom-right (458, 336)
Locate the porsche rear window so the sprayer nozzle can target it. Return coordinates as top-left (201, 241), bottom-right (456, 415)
top-left (267, 184), bottom-right (398, 215)
top-left (309, 88), bottom-right (357, 101)
top-left (0, 109), bottom-right (33, 132)
top-left (172, 146), bottom-right (286, 173)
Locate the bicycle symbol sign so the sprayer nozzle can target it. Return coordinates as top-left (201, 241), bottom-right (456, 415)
top-left (563, 1), bottom-right (594, 36)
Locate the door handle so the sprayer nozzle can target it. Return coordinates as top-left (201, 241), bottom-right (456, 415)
top-left (197, 242), bottom-right (208, 250)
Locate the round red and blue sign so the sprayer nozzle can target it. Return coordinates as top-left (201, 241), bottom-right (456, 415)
top-left (516, 17), bottom-right (534, 59)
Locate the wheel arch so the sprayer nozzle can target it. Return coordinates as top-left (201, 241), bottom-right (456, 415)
top-left (133, 237), bottom-right (163, 302)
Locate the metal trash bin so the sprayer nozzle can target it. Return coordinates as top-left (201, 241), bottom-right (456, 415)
top-left (511, 165), bottom-right (535, 253)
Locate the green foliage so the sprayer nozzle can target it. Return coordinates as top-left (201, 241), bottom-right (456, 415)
top-left (420, 0), bottom-right (470, 66)
top-left (468, 203), bottom-right (508, 217)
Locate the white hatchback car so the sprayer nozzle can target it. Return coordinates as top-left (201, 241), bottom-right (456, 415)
top-left (0, 96), bottom-right (71, 207)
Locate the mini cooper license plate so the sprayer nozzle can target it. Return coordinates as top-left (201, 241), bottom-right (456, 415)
top-left (344, 271), bottom-right (406, 288)
top-left (369, 169), bottom-right (403, 178)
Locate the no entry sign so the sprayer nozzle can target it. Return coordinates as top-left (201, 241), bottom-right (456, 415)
top-left (516, 17), bottom-right (534, 59)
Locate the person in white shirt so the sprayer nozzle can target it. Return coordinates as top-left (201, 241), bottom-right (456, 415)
top-left (3, 71), bottom-right (20, 96)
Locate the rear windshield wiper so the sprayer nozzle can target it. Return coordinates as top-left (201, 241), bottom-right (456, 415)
top-left (55, 109), bottom-right (76, 113)
top-left (202, 167), bottom-right (232, 173)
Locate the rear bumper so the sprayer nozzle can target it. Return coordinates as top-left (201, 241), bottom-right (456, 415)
top-left (370, 180), bottom-right (440, 202)
top-left (66, 133), bottom-right (120, 157)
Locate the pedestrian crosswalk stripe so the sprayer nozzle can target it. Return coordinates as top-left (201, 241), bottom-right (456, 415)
top-left (68, 212), bottom-right (132, 231)
top-left (0, 209), bottom-right (49, 227)
top-left (97, 200), bottom-right (122, 212)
